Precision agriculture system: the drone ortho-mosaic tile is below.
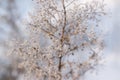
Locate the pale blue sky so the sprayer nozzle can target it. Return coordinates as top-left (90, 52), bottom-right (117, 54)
top-left (85, 0), bottom-right (120, 80)
top-left (1, 0), bottom-right (120, 80)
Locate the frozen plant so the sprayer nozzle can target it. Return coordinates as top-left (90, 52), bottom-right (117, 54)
top-left (9, 0), bottom-right (106, 80)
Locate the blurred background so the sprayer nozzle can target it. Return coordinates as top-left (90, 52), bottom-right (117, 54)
top-left (0, 0), bottom-right (32, 80)
top-left (0, 0), bottom-right (120, 80)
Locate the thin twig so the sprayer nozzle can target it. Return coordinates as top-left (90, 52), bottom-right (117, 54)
top-left (66, 0), bottom-right (76, 7)
top-left (41, 28), bottom-right (58, 39)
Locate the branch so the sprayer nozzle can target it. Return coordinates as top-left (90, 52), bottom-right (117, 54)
top-left (58, 0), bottom-right (67, 77)
top-left (60, 0), bottom-right (67, 46)
top-left (41, 28), bottom-right (58, 39)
